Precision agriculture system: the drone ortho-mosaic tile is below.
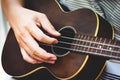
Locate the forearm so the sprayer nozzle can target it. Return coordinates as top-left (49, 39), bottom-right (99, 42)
top-left (1, 0), bottom-right (24, 21)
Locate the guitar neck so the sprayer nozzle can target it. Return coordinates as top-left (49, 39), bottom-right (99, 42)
top-left (70, 34), bottom-right (120, 60)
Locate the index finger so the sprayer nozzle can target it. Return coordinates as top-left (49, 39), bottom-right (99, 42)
top-left (37, 13), bottom-right (61, 36)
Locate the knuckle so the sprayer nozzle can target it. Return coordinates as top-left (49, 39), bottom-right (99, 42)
top-left (38, 35), bottom-right (55, 44)
top-left (43, 55), bottom-right (51, 60)
top-left (47, 38), bottom-right (57, 44)
top-left (23, 22), bottom-right (33, 30)
top-left (50, 39), bottom-right (56, 44)
top-left (22, 55), bottom-right (37, 64)
top-left (23, 23), bottom-right (29, 29)
top-left (17, 30), bottom-right (27, 38)
top-left (39, 36), bottom-right (44, 41)
top-left (31, 49), bottom-right (38, 56)
top-left (44, 57), bottom-right (50, 60)
top-left (37, 33), bottom-right (46, 42)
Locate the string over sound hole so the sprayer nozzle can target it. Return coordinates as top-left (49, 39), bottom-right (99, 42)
top-left (52, 26), bottom-right (76, 57)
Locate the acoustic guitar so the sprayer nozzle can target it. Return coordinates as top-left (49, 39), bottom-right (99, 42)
top-left (2, 0), bottom-right (120, 80)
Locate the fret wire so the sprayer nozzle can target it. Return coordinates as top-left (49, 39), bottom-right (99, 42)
top-left (88, 37), bottom-right (94, 53)
top-left (74, 34), bottom-right (85, 52)
top-left (76, 34), bottom-right (81, 51)
top-left (94, 37), bottom-right (98, 54)
top-left (97, 37), bottom-right (103, 54)
top-left (102, 38), bottom-right (110, 56)
top-left (82, 35), bottom-right (87, 51)
top-left (86, 36), bottom-right (91, 52)
top-left (108, 39), bottom-right (113, 57)
top-left (76, 35), bottom-right (99, 54)
top-left (113, 41), bottom-right (118, 57)
top-left (72, 34), bottom-right (78, 51)
top-left (79, 35), bottom-right (85, 51)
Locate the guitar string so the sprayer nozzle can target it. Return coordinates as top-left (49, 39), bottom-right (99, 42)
top-left (46, 31), bottom-right (120, 48)
top-left (56, 36), bottom-right (120, 53)
top-left (60, 35), bottom-right (120, 48)
top-left (44, 31), bottom-right (120, 56)
top-left (39, 42), bottom-right (120, 59)
top-left (38, 35), bottom-right (120, 57)
top-left (57, 39), bottom-right (120, 54)
top-left (53, 29), bottom-right (120, 48)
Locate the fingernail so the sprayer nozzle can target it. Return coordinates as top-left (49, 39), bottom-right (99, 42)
top-left (54, 31), bottom-right (61, 36)
top-left (51, 57), bottom-right (57, 60)
top-left (47, 61), bottom-right (55, 64)
top-left (49, 54), bottom-right (57, 60)
top-left (53, 39), bottom-right (58, 44)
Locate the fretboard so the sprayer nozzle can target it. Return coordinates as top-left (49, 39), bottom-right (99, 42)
top-left (70, 34), bottom-right (120, 60)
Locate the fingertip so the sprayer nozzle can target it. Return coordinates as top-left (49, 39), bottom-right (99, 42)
top-left (53, 31), bottom-right (61, 36)
top-left (47, 61), bottom-right (56, 64)
top-left (52, 39), bottom-right (58, 44)
top-left (48, 53), bottom-right (57, 60)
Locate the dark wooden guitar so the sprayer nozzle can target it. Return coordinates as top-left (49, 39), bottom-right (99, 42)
top-left (2, 0), bottom-right (120, 80)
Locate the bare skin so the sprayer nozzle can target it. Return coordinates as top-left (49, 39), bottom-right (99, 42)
top-left (2, 0), bottom-right (61, 64)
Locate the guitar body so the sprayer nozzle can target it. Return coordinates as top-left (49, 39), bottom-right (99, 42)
top-left (2, 0), bottom-right (113, 80)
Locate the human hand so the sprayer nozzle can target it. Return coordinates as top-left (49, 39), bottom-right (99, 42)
top-left (8, 7), bottom-right (60, 64)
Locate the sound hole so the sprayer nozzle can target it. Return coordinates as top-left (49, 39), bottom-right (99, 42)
top-left (52, 26), bottom-right (76, 57)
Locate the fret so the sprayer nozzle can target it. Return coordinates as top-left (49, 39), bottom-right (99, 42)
top-left (82, 35), bottom-right (89, 51)
top-left (85, 36), bottom-right (91, 52)
top-left (71, 34), bottom-right (79, 51)
top-left (78, 34), bottom-right (85, 51)
top-left (99, 39), bottom-right (120, 58)
top-left (88, 37), bottom-right (94, 54)
top-left (111, 40), bottom-right (119, 57)
top-left (72, 34), bottom-right (85, 52)
top-left (114, 40), bottom-right (120, 53)
top-left (76, 35), bottom-right (83, 51)
top-left (71, 34), bottom-right (120, 60)
top-left (85, 36), bottom-right (98, 55)
top-left (89, 37), bottom-right (99, 55)
top-left (79, 35), bottom-right (89, 52)
top-left (93, 37), bottom-right (98, 54)
top-left (81, 35), bottom-right (86, 50)
top-left (96, 37), bottom-right (103, 55)
top-left (107, 39), bottom-right (113, 57)
top-left (99, 38), bottom-right (114, 57)
top-left (84, 36), bottom-right (99, 55)
top-left (90, 37), bottom-right (105, 56)
top-left (100, 38), bottom-right (111, 57)
top-left (109, 40), bottom-right (117, 57)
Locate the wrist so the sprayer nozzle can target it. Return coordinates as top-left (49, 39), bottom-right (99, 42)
top-left (1, 0), bottom-right (24, 21)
